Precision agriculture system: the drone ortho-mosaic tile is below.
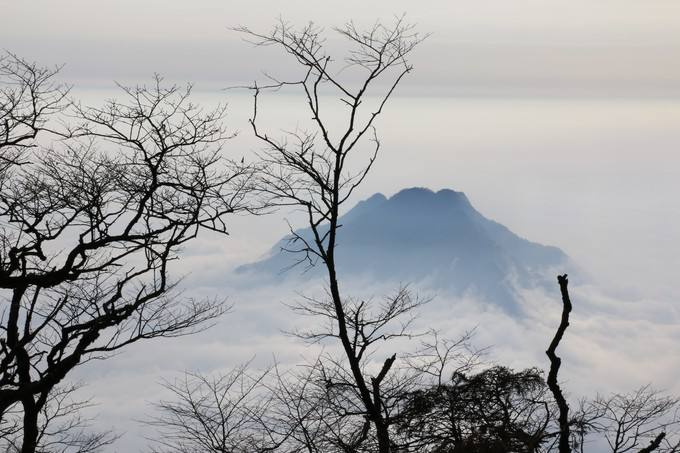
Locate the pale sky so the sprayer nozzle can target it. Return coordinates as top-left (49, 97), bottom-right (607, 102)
top-left (3, 0), bottom-right (680, 96)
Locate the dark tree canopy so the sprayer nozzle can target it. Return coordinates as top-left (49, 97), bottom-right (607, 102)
top-left (394, 366), bottom-right (553, 453)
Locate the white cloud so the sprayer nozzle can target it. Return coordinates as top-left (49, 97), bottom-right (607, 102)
top-left (69, 267), bottom-right (680, 450)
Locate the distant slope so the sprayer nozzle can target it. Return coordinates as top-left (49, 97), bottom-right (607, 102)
top-left (237, 188), bottom-right (572, 312)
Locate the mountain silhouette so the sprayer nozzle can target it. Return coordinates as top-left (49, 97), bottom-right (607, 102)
top-left (237, 188), bottom-right (572, 312)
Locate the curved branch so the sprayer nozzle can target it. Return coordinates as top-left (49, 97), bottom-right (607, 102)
top-left (546, 274), bottom-right (573, 453)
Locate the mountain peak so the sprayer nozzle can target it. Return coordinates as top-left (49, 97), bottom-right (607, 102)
top-left (365, 192), bottom-right (388, 203)
top-left (391, 186), bottom-right (435, 199)
top-left (389, 187), bottom-right (472, 207)
top-left (435, 188), bottom-right (471, 203)
top-left (237, 187), bottom-right (572, 314)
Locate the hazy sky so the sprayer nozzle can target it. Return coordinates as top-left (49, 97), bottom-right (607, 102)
top-left (3, 1), bottom-right (680, 450)
top-left (3, 0), bottom-right (680, 96)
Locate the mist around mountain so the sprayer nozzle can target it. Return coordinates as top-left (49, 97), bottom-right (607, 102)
top-left (237, 187), bottom-right (575, 313)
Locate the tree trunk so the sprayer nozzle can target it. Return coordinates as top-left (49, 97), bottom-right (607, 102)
top-left (20, 397), bottom-right (39, 453)
top-left (546, 274), bottom-right (573, 453)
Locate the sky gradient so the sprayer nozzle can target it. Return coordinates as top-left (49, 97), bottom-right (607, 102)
top-left (3, 0), bottom-right (680, 96)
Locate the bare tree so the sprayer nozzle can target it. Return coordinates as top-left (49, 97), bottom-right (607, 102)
top-left (147, 356), bottom-right (389, 453)
top-left (147, 362), bottom-right (285, 453)
top-left (147, 357), bottom-right (361, 453)
top-left (545, 274), bottom-right (574, 453)
top-left (0, 53), bottom-right (68, 174)
top-left (580, 386), bottom-right (680, 453)
top-left (544, 276), bottom-right (676, 453)
top-left (264, 357), bottom-right (367, 453)
top-left (288, 289), bottom-right (432, 452)
top-left (0, 54), bottom-right (252, 452)
top-left (1, 383), bottom-right (118, 453)
top-left (237, 17), bottom-right (424, 453)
